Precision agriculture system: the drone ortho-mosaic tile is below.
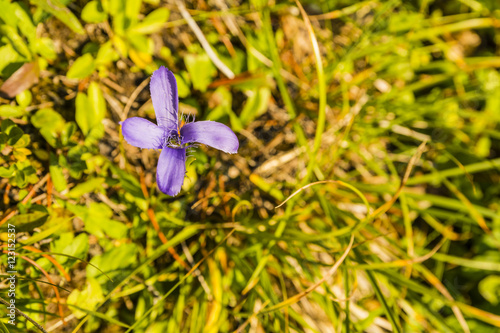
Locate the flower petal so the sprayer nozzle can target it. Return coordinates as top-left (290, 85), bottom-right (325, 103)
top-left (150, 66), bottom-right (179, 131)
top-left (121, 117), bottom-right (164, 149)
top-left (157, 147), bottom-right (186, 196)
top-left (180, 121), bottom-right (239, 154)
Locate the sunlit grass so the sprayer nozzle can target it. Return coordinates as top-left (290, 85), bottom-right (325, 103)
top-left (0, 0), bottom-right (500, 332)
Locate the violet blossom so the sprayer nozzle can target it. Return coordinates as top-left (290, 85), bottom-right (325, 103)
top-left (121, 66), bottom-right (239, 196)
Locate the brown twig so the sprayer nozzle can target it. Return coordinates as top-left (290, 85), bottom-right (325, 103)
top-left (17, 255), bottom-right (65, 322)
top-left (261, 235), bottom-right (355, 314)
top-left (122, 76), bottom-right (151, 121)
top-left (139, 172), bottom-right (190, 270)
top-left (22, 246), bottom-right (71, 282)
top-left (146, 208), bottom-right (190, 270)
top-left (46, 175), bottom-right (52, 207)
top-left (175, 0), bottom-right (235, 79)
top-left (0, 174), bottom-right (50, 227)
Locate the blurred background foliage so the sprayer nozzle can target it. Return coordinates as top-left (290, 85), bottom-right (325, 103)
top-left (1, 0), bottom-right (500, 332)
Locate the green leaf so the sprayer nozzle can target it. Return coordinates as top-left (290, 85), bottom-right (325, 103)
top-left (127, 33), bottom-right (150, 53)
top-left (67, 177), bottom-right (105, 199)
top-left (34, 38), bottom-right (57, 60)
top-left (479, 275), bottom-right (500, 305)
top-left (175, 73), bottom-right (190, 98)
top-left (22, 165), bottom-right (38, 185)
top-left (239, 87), bottom-right (271, 125)
top-left (112, 35), bottom-right (128, 57)
top-left (39, 127), bottom-right (58, 148)
top-left (60, 122), bottom-right (76, 146)
top-left (75, 92), bottom-right (91, 135)
top-left (86, 216), bottom-right (128, 239)
top-left (51, 232), bottom-right (89, 267)
top-left (0, 0), bottom-right (18, 27)
top-left (7, 127), bottom-right (24, 146)
top-left (125, 0), bottom-right (142, 23)
top-left (12, 148), bottom-right (30, 162)
top-left (65, 202), bottom-right (128, 239)
top-left (82, 1), bottom-right (108, 23)
top-left (129, 8), bottom-right (169, 34)
top-left (103, 0), bottom-right (125, 16)
top-left (0, 166), bottom-right (14, 178)
top-left (68, 303), bottom-right (130, 328)
top-left (185, 53), bottom-right (217, 92)
top-left (12, 134), bottom-right (30, 148)
top-left (67, 277), bottom-right (104, 319)
top-left (0, 44), bottom-right (23, 74)
top-left (112, 12), bottom-right (128, 35)
top-left (30, 0), bottom-right (85, 34)
top-left (16, 90), bottom-right (32, 107)
top-left (78, 82), bottom-right (106, 142)
top-left (87, 242), bottom-right (138, 285)
top-left (12, 2), bottom-right (36, 43)
top-left (0, 105), bottom-right (25, 118)
top-left (145, 322), bottom-right (169, 333)
top-left (31, 108), bottom-right (64, 129)
top-left (85, 123), bottom-right (105, 144)
top-left (14, 168), bottom-right (26, 187)
top-left (95, 41), bottom-right (119, 66)
top-left (108, 164), bottom-right (144, 199)
top-left (0, 317), bottom-right (11, 333)
top-left (475, 136), bottom-right (491, 158)
top-left (50, 153), bottom-right (67, 192)
top-left (88, 81), bottom-right (107, 125)
top-left (1, 119), bottom-right (15, 133)
top-left (31, 108), bottom-right (65, 147)
top-left (0, 25), bottom-right (31, 60)
top-left (3, 211), bottom-right (49, 232)
top-left (208, 87), bottom-right (242, 132)
top-left (0, 134), bottom-right (7, 149)
top-left (67, 54), bottom-right (96, 79)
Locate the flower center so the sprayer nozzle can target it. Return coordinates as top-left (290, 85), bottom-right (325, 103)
top-left (165, 132), bottom-right (182, 148)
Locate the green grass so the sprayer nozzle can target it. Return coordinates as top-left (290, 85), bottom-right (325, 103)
top-left (1, 0), bottom-right (500, 332)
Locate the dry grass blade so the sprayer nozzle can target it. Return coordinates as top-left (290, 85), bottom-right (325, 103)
top-left (312, 1), bottom-right (376, 20)
top-left (1, 174), bottom-right (49, 227)
top-left (122, 76), bottom-right (150, 121)
top-left (442, 178), bottom-right (491, 234)
top-left (276, 180), bottom-right (369, 214)
top-left (262, 235), bottom-right (354, 313)
top-left (370, 141), bottom-right (427, 219)
top-left (175, 0), bottom-right (235, 79)
top-left (418, 267), bottom-right (470, 333)
top-left (295, 0), bottom-right (327, 183)
top-left (21, 245), bottom-right (71, 281)
top-left (146, 208), bottom-right (190, 270)
top-left (233, 300), bottom-right (270, 333)
top-left (18, 255), bottom-right (65, 323)
top-left (356, 238), bottom-right (445, 270)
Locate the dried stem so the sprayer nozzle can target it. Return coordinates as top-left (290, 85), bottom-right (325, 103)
top-left (175, 0), bottom-right (235, 79)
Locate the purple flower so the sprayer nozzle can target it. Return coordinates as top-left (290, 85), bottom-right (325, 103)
top-left (121, 66), bottom-right (239, 196)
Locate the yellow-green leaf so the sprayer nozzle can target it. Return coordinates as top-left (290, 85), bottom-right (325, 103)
top-left (75, 92), bottom-right (91, 135)
top-left (129, 8), bottom-right (169, 34)
top-left (88, 81), bottom-right (106, 126)
top-left (67, 54), bottom-right (96, 79)
top-left (31, 0), bottom-right (85, 34)
top-left (82, 1), bottom-right (108, 23)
